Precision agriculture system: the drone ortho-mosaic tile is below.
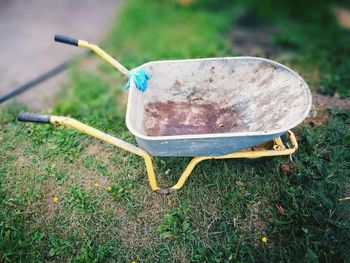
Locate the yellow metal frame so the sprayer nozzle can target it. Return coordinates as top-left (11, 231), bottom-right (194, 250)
top-left (77, 40), bottom-right (130, 76)
top-left (50, 116), bottom-right (298, 194)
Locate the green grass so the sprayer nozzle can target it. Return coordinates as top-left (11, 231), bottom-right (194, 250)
top-left (1, 0), bottom-right (350, 262)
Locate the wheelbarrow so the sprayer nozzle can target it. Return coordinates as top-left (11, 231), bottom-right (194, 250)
top-left (17, 35), bottom-right (312, 194)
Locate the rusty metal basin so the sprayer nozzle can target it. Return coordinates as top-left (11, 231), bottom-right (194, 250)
top-left (126, 57), bottom-right (312, 156)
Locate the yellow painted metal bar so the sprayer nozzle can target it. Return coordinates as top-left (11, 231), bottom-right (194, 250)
top-left (47, 115), bottom-right (298, 194)
top-left (50, 116), bottom-right (160, 191)
top-left (77, 40), bottom-right (130, 76)
top-left (273, 136), bottom-right (285, 150)
top-left (288, 130), bottom-right (298, 149)
top-left (170, 157), bottom-right (208, 190)
top-left (50, 116), bottom-right (142, 155)
top-left (169, 130), bottom-right (298, 191)
top-left (141, 153), bottom-right (160, 191)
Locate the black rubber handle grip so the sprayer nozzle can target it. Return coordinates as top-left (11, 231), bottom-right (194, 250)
top-left (54, 34), bottom-right (79, 46)
top-left (17, 112), bottom-right (51, 124)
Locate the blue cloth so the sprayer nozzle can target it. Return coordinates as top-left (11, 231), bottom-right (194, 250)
top-left (125, 68), bottom-right (151, 92)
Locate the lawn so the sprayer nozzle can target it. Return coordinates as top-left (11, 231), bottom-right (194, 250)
top-left (1, 0), bottom-right (350, 262)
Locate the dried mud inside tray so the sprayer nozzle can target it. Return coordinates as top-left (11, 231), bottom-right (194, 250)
top-left (143, 100), bottom-right (247, 136)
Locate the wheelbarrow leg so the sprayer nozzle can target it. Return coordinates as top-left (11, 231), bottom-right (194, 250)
top-left (155, 156), bottom-right (211, 194)
top-left (50, 116), bottom-right (162, 192)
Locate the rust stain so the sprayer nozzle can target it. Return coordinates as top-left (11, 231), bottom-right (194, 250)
top-left (172, 79), bottom-right (182, 90)
top-left (143, 100), bottom-right (246, 136)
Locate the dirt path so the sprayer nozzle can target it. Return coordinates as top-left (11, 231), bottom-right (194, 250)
top-left (0, 0), bottom-right (121, 110)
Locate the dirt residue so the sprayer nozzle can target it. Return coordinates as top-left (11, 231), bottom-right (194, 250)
top-left (172, 79), bottom-right (182, 90)
top-left (143, 100), bottom-right (246, 136)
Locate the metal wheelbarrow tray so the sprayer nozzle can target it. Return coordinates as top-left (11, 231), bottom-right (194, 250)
top-left (18, 36), bottom-right (311, 194)
top-left (127, 57), bottom-right (311, 156)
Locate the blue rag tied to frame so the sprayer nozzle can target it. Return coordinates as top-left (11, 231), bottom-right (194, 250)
top-left (125, 68), bottom-right (151, 92)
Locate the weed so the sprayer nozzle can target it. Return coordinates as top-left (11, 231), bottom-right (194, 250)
top-left (110, 182), bottom-right (131, 202)
top-left (157, 207), bottom-right (194, 241)
top-left (48, 234), bottom-right (73, 257)
top-left (64, 184), bottom-right (96, 213)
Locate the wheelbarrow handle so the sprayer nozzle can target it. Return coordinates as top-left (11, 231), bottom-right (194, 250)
top-left (17, 112), bottom-right (50, 124)
top-left (54, 34), bottom-right (79, 46)
top-left (53, 34), bottom-right (130, 76)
